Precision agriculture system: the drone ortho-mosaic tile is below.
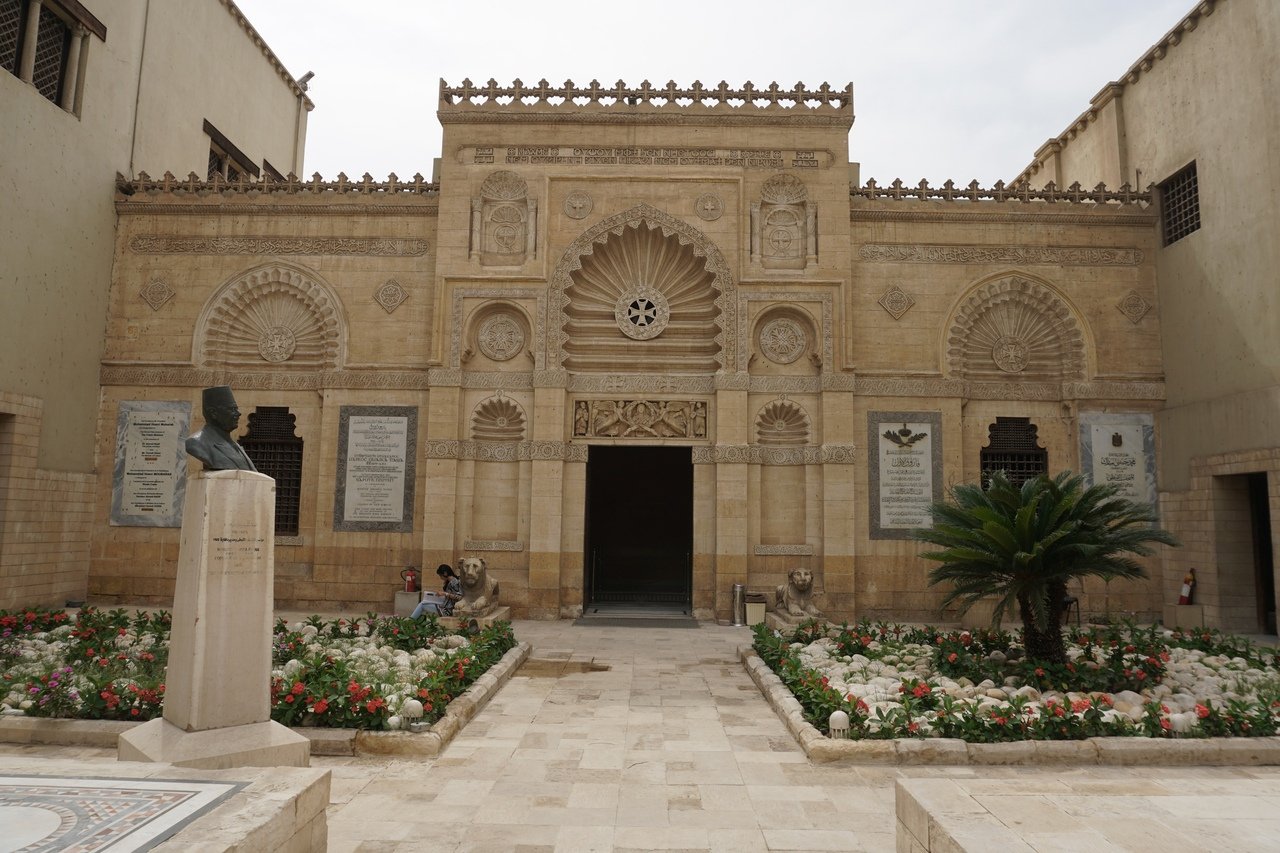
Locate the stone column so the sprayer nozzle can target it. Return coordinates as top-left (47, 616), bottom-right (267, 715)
top-left (19, 0), bottom-right (41, 83)
top-left (59, 25), bottom-right (85, 111)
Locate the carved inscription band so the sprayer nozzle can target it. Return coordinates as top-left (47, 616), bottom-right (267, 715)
top-left (128, 236), bottom-right (430, 256)
top-left (859, 244), bottom-right (1143, 266)
top-left (474, 146), bottom-right (829, 169)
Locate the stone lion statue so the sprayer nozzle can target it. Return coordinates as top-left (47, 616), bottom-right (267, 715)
top-left (774, 568), bottom-right (822, 619)
top-left (454, 556), bottom-right (500, 616)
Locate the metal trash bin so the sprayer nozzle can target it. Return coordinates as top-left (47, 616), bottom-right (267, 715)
top-left (731, 583), bottom-right (746, 626)
top-left (745, 592), bottom-right (768, 626)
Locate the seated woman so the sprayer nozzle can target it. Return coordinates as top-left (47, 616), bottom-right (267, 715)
top-left (411, 564), bottom-right (463, 618)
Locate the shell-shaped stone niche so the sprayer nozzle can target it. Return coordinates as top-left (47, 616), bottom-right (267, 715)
top-left (480, 170), bottom-right (527, 200)
top-left (755, 400), bottom-right (811, 446)
top-left (199, 266), bottom-right (343, 370)
top-left (471, 396), bottom-right (526, 441)
top-left (564, 219), bottom-right (721, 373)
top-left (947, 276), bottom-right (1085, 381)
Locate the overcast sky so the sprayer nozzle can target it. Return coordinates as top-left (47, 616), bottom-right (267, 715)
top-left (234, 0), bottom-right (1193, 185)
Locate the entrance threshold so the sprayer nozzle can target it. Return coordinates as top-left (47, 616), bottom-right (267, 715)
top-left (575, 600), bottom-right (697, 628)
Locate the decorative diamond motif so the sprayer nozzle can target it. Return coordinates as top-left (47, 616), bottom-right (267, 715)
top-left (563, 191), bottom-right (593, 219)
top-left (139, 279), bottom-right (174, 311)
top-left (1118, 290), bottom-right (1150, 324)
top-left (374, 280), bottom-right (408, 313)
top-left (877, 285), bottom-right (915, 320)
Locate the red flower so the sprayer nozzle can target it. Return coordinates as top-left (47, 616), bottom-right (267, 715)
top-left (947, 652), bottom-right (958, 663)
top-left (291, 681), bottom-right (305, 695)
top-left (907, 722), bottom-right (919, 733)
top-left (1196, 704), bottom-right (1210, 718)
top-left (1035, 667), bottom-right (1045, 677)
top-left (1071, 699), bottom-right (1091, 714)
top-left (1160, 718), bottom-right (1172, 731)
top-left (130, 708), bottom-right (140, 716)
top-left (313, 699), bottom-right (329, 715)
top-left (284, 695), bottom-right (295, 703)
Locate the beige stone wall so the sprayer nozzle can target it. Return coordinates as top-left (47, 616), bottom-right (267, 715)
top-left (1017, 0), bottom-right (1280, 628)
top-left (3, 0), bottom-right (308, 609)
top-left (0, 392), bottom-right (95, 610)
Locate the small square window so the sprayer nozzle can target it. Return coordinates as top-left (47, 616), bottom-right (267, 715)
top-left (1160, 161), bottom-right (1200, 246)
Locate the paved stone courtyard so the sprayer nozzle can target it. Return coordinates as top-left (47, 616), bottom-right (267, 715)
top-left (5, 619), bottom-right (1280, 851)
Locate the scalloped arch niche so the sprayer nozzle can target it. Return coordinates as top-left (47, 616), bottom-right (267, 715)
top-left (557, 207), bottom-right (730, 374)
top-left (195, 265), bottom-right (345, 370)
top-left (946, 275), bottom-right (1086, 381)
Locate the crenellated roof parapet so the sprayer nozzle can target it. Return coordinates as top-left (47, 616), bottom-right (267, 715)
top-left (438, 79), bottom-right (853, 128)
top-left (852, 179), bottom-right (1152, 206)
top-left (114, 171), bottom-right (440, 216)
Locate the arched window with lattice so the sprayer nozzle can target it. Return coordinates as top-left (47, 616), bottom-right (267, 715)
top-left (979, 417), bottom-right (1047, 489)
top-left (239, 407), bottom-right (303, 536)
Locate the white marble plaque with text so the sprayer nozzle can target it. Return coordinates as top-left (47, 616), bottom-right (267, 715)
top-left (869, 411), bottom-right (943, 539)
top-left (1079, 413), bottom-right (1156, 507)
top-left (110, 401), bottom-right (191, 527)
top-left (333, 406), bottom-right (417, 532)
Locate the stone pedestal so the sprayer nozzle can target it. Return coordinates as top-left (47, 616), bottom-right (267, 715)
top-left (395, 590), bottom-right (421, 617)
top-left (119, 470), bottom-right (308, 769)
top-left (439, 606), bottom-right (511, 630)
top-left (1163, 603), bottom-right (1205, 629)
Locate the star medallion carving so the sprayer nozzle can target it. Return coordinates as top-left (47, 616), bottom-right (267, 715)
top-left (1117, 290), bottom-right (1150, 324)
top-left (139, 278), bottom-right (174, 311)
top-left (375, 279), bottom-right (409, 313)
top-left (877, 285), bottom-right (915, 320)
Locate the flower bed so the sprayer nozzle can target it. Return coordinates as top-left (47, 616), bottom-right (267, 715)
top-left (1, 607), bottom-right (516, 730)
top-left (754, 620), bottom-right (1280, 742)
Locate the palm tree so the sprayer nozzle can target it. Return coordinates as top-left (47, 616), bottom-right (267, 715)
top-left (915, 471), bottom-right (1177, 664)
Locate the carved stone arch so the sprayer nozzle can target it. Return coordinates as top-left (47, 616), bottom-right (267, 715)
top-left (471, 395), bottom-right (527, 441)
top-left (465, 300), bottom-right (533, 365)
top-left (751, 305), bottom-right (818, 370)
top-left (944, 273), bottom-right (1088, 381)
top-left (548, 203), bottom-right (736, 373)
top-left (194, 263), bottom-right (346, 370)
top-left (755, 399), bottom-right (811, 446)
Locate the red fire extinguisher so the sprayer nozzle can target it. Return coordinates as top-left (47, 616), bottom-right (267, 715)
top-left (1178, 568), bottom-right (1196, 605)
top-left (401, 566), bottom-right (420, 593)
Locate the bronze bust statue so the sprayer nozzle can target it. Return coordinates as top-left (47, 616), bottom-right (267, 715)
top-left (185, 386), bottom-right (257, 472)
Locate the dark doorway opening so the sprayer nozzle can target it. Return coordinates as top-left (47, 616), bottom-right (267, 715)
top-left (585, 446), bottom-right (692, 611)
top-left (1248, 473), bottom-right (1276, 634)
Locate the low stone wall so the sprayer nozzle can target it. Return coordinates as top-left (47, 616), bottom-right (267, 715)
top-left (0, 641), bottom-right (531, 757)
top-left (740, 645), bottom-right (1280, 765)
top-left (2, 755), bottom-right (329, 852)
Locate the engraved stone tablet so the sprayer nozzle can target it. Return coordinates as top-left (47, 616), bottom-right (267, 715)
top-left (110, 401), bottom-right (192, 527)
top-left (868, 411), bottom-right (943, 540)
top-left (1079, 412), bottom-right (1156, 507)
top-left (333, 406), bottom-right (417, 532)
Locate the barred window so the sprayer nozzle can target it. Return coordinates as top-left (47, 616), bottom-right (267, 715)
top-left (980, 417), bottom-right (1047, 490)
top-left (239, 407), bottom-right (304, 537)
top-left (204, 118), bottom-right (258, 181)
top-left (2, 0), bottom-right (105, 112)
top-left (1160, 161), bottom-right (1200, 246)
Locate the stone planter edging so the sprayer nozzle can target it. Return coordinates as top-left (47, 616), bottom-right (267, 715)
top-left (0, 641), bottom-right (531, 758)
top-left (738, 644), bottom-right (1280, 766)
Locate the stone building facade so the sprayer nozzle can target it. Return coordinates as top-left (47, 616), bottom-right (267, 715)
top-left (91, 80), bottom-right (1167, 622)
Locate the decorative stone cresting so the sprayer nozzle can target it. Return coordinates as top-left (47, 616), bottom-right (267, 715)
top-left (877, 286), bottom-right (915, 320)
top-left (946, 275), bottom-right (1085, 381)
top-left (374, 280), bottom-right (408, 313)
top-left (1118, 290), bottom-right (1151, 324)
top-left (471, 395), bottom-right (526, 441)
top-left (140, 278), bottom-right (174, 311)
top-left (852, 178), bottom-right (1152, 207)
top-left (439, 79), bottom-right (852, 112)
top-left (555, 204), bottom-right (733, 373)
top-left (196, 265), bottom-right (345, 370)
top-left (755, 400), bottom-right (810, 445)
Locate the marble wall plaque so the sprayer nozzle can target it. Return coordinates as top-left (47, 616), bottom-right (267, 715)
top-left (333, 406), bottom-right (417, 532)
top-left (1079, 412), bottom-right (1156, 507)
top-left (110, 401), bottom-right (191, 527)
top-left (869, 411), bottom-right (943, 540)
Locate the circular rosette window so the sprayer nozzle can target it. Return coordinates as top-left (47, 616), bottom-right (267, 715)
top-left (614, 288), bottom-right (671, 341)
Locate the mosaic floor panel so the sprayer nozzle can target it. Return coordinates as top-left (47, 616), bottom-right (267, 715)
top-left (0, 775), bottom-right (242, 853)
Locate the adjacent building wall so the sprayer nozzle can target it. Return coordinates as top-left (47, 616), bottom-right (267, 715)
top-left (0, 0), bottom-right (309, 608)
top-left (1018, 0), bottom-right (1280, 630)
